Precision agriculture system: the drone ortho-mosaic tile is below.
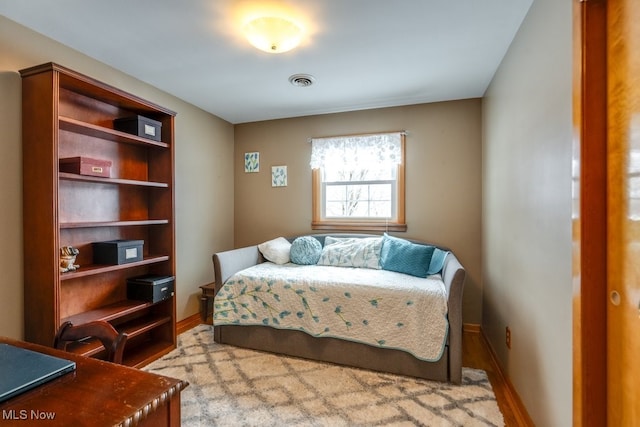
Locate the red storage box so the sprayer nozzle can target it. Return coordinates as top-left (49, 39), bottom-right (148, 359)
top-left (59, 157), bottom-right (112, 178)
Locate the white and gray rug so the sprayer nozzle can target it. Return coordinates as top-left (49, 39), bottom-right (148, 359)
top-left (144, 324), bottom-right (504, 427)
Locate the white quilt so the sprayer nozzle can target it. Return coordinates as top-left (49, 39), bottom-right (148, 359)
top-left (213, 262), bottom-right (449, 361)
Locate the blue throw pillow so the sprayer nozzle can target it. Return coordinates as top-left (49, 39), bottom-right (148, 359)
top-left (290, 236), bottom-right (322, 265)
top-left (380, 234), bottom-right (434, 278)
top-left (427, 248), bottom-right (449, 275)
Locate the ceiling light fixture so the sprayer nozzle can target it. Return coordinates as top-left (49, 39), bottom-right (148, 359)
top-left (243, 16), bottom-right (303, 54)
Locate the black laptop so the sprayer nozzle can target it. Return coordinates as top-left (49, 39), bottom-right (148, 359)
top-left (0, 343), bottom-right (76, 403)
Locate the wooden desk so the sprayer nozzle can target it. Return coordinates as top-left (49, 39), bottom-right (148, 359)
top-left (0, 337), bottom-right (188, 426)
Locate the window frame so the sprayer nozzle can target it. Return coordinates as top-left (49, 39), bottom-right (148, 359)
top-left (311, 134), bottom-right (406, 232)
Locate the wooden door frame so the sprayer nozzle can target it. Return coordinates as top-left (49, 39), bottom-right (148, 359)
top-left (573, 0), bottom-right (607, 425)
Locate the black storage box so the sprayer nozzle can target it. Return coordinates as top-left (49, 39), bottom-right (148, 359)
top-left (113, 115), bottom-right (162, 142)
top-left (93, 239), bottom-right (144, 265)
top-left (127, 275), bottom-right (175, 303)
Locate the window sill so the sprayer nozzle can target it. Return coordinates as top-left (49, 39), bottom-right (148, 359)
top-left (311, 221), bottom-right (407, 232)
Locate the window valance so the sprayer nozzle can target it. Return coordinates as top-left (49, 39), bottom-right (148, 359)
top-left (310, 132), bottom-right (403, 170)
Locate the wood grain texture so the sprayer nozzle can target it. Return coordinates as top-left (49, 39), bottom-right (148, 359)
top-left (0, 337), bottom-right (186, 426)
top-left (607, 0), bottom-right (640, 424)
top-left (572, 0), bottom-right (608, 425)
top-left (463, 326), bottom-right (534, 427)
top-left (21, 63), bottom-right (176, 367)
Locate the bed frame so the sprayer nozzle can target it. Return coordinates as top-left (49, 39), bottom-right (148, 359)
top-left (211, 234), bottom-right (466, 383)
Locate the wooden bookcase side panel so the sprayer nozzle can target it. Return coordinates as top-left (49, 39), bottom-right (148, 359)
top-left (22, 69), bottom-right (61, 346)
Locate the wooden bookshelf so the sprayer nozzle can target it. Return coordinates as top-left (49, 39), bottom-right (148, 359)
top-left (21, 62), bottom-right (177, 366)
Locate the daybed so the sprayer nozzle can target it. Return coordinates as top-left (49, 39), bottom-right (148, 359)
top-left (211, 233), bottom-right (466, 383)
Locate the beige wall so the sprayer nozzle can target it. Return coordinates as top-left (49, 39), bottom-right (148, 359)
top-left (482, 0), bottom-right (572, 425)
top-left (0, 16), bottom-right (235, 339)
top-left (234, 100), bottom-right (483, 323)
top-left (0, 13), bottom-right (573, 424)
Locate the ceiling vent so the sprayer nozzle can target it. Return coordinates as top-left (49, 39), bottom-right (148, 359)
top-left (289, 74), bottom-right (315, 87)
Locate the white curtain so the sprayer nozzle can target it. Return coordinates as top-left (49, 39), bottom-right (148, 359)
top-left (310, 132), bottom-right (402, 170)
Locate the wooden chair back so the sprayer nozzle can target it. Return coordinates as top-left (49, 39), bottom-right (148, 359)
top-left (54, 320), bottom-right (127, 364)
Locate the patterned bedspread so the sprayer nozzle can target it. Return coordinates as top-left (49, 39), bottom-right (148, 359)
top-left (213, 262), bottom-right (449, 361)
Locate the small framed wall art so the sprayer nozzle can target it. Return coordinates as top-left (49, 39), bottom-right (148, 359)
top-left (244, 152), bottom-right (259, 173)
top-left (271, 165), bottom-right (287, 187)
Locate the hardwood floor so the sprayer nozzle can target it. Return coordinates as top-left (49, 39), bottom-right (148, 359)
top-left (463, 325), bottom-right (534, 426)
top-left (177, 315), bottom-right (532, 426)
top-left (176, 313), bottom-right (202, 335)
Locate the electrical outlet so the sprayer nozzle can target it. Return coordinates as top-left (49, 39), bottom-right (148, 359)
top-left (505, 326), bottom-right (512, 349)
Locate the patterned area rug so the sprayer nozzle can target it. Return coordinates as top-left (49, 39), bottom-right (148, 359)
top-left (144, 324), bottom-right (504, 426)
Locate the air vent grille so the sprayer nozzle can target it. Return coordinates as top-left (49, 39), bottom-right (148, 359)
top-left (289, 74), bottom-right (315, 87)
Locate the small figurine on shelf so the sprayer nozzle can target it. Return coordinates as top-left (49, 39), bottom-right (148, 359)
top-left (60, 246), bottom-right (80, 273)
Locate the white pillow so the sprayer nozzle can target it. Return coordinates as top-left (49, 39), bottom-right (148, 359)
top-left (317, 236), bottom-right (382, 269)
top-left (257, 237), bottom-right (291, 264)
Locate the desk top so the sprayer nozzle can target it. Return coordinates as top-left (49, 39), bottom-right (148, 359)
top-left (0, 337), bottom-right (187, 426)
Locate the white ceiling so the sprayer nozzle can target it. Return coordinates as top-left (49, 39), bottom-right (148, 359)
top-left (0, 0), bottom-right (533, 124)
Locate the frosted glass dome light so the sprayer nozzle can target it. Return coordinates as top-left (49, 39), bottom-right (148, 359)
top-left (244, 16), bottom-right (303, 54)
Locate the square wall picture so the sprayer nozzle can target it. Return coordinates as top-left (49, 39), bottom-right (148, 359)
top-left (244, 152), bottom-right (259, 173)
top-left (271, 166), bottom-right (287, 187)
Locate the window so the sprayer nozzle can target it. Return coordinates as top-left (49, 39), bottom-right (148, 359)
top-left (311, 132), bottom-right (406, 232)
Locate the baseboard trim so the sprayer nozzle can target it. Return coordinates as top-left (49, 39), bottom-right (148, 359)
top-left (177, 313), bottom-right (202, 335)
top-left (479, 327), bottom-right (536, 427)
top-left (463, 323), bottom-right (481, 333)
